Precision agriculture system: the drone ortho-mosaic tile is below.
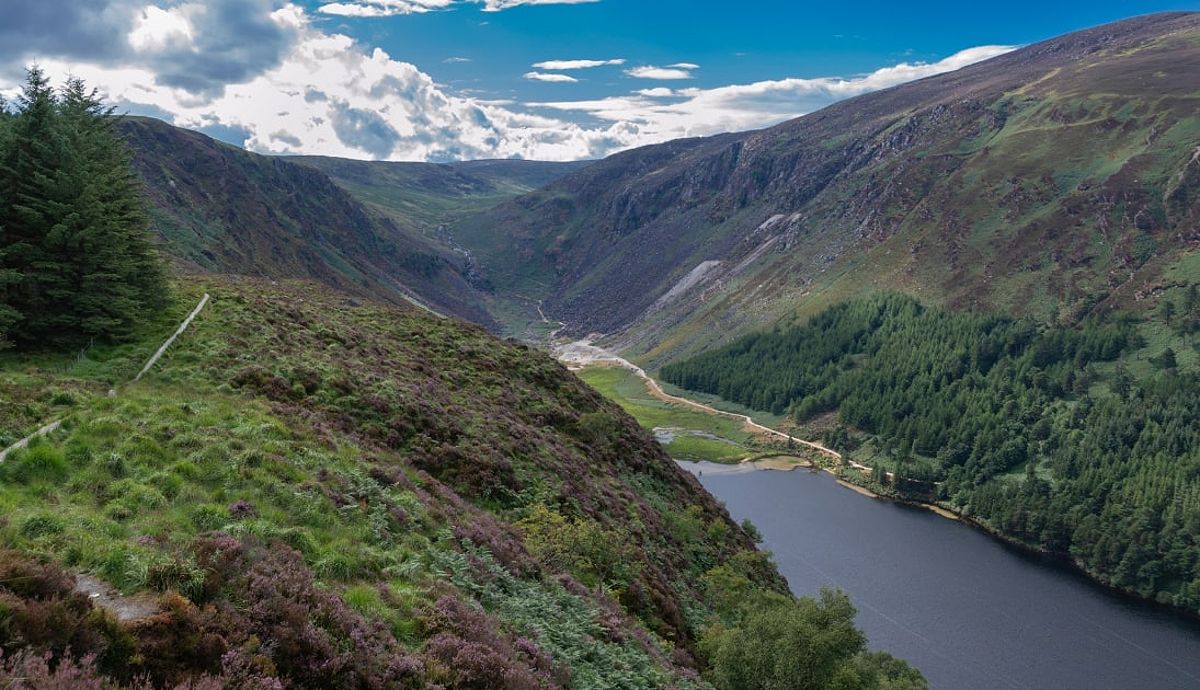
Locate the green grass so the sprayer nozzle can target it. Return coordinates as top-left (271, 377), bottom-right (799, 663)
top-left (664, 434), bottom-right (747, 462)
top-left (0, 289), bottom-right (200, 447)
top-left (0, 384), bottom-right (429, 598)
top-left (576, 365), bottom-right (765, 463)
top-left (577, 367), bottom-right (752, 441)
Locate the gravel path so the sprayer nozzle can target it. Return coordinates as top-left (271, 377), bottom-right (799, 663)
top-left (554, 338), bottom-right (858, 466)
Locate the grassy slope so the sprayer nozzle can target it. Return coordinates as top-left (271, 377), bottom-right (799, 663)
top-left (635, 19), bottom-right (1200, 366)
top-left (0, 278), bottom-right (792, 687)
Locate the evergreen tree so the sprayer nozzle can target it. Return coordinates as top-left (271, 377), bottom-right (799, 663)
top-left (0, 97), bottom-right (19, 348)
top-left (0, 68), bottom-right (166, 348)
top-left (57, 77), bottom-right (166, 340)
top-left (0, 66), bottom-right (67, 342)
top-left (662, 292), bottom-right (1200, 610)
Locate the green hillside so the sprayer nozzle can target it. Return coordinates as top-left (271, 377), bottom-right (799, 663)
top-left (0, 278), bottom-right (922, 688)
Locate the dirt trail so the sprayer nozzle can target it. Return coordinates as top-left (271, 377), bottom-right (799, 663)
top-left (550, 322), bottom-right (953, 517)
top-left (74, 574), bottom-right (160, 622)
top-left (554, 339), bottom-right (867, 469)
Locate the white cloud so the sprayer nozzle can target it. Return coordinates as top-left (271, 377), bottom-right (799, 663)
top-left (127, 6), bottom-right (194, 52)
top-left (625, 65), bottom-right (695, 80)
top-left (27, 6), bottom-right (629, 161)
top-left (532, 58), bottom-right (623, 70)
top-left (317, 0), bottom-right (596, 16)
top-left (523, 71), bottom-right (578, 82)
top-left (7, 1), bottom-right (1015, 163)
top-left (317, 0), bottom-right (454, 17)
top-left (668, 62), bottom-right (699, 69)
top-left (444, 56), bottom-right (471, 63)
top-left (479, 0), bottom-right (599, 10)
top-left (532, 45), bottom-right (1015, 144)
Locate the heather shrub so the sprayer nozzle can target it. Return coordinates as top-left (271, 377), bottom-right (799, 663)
top-left (236, 543), bottom-right (425, 688)
top-left (420, 596), bottom-right (561, 690)
top-left (0, 551), bottom-right (135, 679)
top-left (0, 652), bottom-right (113, 689)
top-left (129, 595), bottom-right (232, 684)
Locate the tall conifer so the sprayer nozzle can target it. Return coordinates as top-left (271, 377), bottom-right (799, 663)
top-left (0, 68), bottom-right (166, 348)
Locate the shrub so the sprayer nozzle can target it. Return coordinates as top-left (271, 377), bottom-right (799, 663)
top-left (700, 589), bottom-right (910, 690)
top-left (0, 443), bottom-right (69, 484)
top-left (0, 551), bottom-right (133, 678)
top-left (189, 505), bottom-right (229, 532)
top-left (145, 558), bottom-right (205, 599)
top-left (227, 500), bottom-right (257, 519)
top-left (517, 504), bottom-right (637, 593)
top-left (420, 596), bottom-right (561, 690)
top-left (49, 390), bottom-right (77, 406)
top-left (0, 651), bottom-right (111, 689)
top-left (19, 513), bottom-right (67, 539)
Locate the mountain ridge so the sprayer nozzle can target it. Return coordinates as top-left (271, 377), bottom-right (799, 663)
top-left (450, 11), bottom-right (1200, 364)
top-left (118, 117), bottom-right (588, 329)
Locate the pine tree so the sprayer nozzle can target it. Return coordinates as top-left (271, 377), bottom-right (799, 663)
top-left (0, 66), bottom-right (70, 342)
top-left (0, 96), bottom-right (19, 348)
top-left (0, 68), bottom-right (166, 348)
top-left (57, 77), bottom-right (166, 340)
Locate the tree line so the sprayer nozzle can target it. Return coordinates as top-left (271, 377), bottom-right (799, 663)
top-left (0, 68), bottom-right (165, 350)
top-left (662, 293), bottom-right (1200, 610)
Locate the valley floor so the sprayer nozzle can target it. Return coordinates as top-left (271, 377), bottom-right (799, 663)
top-left (566, 354), bottom-right (989, 526)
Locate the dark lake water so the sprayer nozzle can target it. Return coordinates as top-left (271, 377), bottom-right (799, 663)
top-left (682, 462), bottom-right (1200, 690)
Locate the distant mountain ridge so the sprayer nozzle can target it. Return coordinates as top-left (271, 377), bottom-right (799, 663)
top-left (118, 117), bottom-right (586, 327)
top-left (451, 12), bottom-right (1200, 363)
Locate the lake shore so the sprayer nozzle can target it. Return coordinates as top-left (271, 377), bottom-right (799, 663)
top-left (563, 344), bottom-right (1200, 626)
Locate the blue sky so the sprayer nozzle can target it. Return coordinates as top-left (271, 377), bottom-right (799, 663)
top-left (1, 0), bottom-right (1196, 161)
top-left (317, 0), bottom-right (1198, 102)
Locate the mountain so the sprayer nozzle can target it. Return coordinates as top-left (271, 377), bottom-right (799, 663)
top-left (119, 117), bottom-right (585, 328)
top-left (291, 155), bottom-right (592, 234)
top-left (0, 93), bottom-right (927, 686)
top-left (453, 12), bottom-right (1200, 362)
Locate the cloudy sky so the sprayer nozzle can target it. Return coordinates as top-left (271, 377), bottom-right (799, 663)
top-left (1, 0), bottom-right (1192, 161)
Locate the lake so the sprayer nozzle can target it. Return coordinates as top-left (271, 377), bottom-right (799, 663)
top-left (682, 462), bottom-right (1200, 689)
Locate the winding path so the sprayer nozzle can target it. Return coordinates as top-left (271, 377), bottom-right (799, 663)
top-left (554, 338), bottom-right (865, 468)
